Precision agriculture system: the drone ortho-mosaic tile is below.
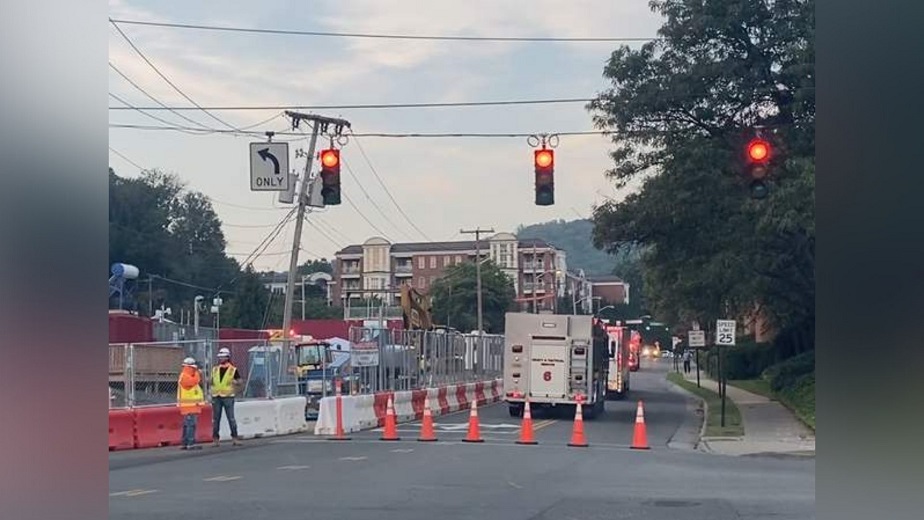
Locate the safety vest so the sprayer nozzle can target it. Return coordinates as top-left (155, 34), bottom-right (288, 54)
top-left (177, 377), bottom-right (205, 415)
top-left (211, 364), bottom-right (237, 397)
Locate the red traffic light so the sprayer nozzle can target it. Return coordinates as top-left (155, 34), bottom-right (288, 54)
top-left (320, 149), bottom-right (340, 168)
top-left (746, 139), bottom-right (771, 163)
top-left (535, 149), bottom-right (554, 169)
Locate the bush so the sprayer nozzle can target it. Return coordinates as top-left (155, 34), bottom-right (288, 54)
top-left (776, 372), bottom-right (815, 430)
top-left (762, 350), bottom-right (815, 392)
top-left (703, 341), bottom-right (777, 380)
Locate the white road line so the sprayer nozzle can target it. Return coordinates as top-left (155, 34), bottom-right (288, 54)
top-left (339, 456), bottom-right (368, 461)
top-left (110, 489), bottom-right (158, 497)
top-left (390, 448), bottom-right (414, 453)
top-left (277, 465), bottom-right (310, 470)
top-left (204, 475), bottom-right (242, 482)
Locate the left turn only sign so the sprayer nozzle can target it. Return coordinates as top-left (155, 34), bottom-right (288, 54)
top-left (249, 142), bottom-right (290, 192)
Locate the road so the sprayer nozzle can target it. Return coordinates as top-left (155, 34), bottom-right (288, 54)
top-left (110, 359), bottom-right (815, 519)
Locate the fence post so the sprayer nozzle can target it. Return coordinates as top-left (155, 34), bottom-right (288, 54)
top-left (125, 343), bottom-right (135, 408)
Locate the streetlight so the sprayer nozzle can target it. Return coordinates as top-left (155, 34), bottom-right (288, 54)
top-left (193, 295), bottom-right (204, 336)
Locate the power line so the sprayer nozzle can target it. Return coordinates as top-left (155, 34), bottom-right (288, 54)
top-left (343, 191), bottom-right (392, 240)
top-left (341, 158), bottom-right (416, 241)
top-left (109, 18), bottom-right (246, 134)
top-left (109, 18), bottom-right (658, 43)
top-left (350, 135), bottom-right (431, 241)
top-left (109, 123), bottom-right (609, 138)
top-left (304, 213), bottom-right (345, 249)
top-left (108, 97), bottom-right (594, 111)
top-left (109, 146), bottom-right (145, 171)
top-left (109, 61), bottom-right (216, 131)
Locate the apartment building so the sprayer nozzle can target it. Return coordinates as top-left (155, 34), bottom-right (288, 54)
top-left (331, 233), bottom-right (573, 313)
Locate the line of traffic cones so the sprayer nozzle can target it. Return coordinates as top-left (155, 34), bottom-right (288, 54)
top-left (377, 396), bottom-right (650, 450)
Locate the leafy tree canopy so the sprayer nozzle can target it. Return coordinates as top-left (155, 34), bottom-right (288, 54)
top-left (587, 0), bottom-right (814, 339)
top-left (429, 260), bottom-right (516, 334)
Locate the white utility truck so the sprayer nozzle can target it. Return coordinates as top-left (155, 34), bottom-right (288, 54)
top-left (503, 313), bottom-right (609, 419)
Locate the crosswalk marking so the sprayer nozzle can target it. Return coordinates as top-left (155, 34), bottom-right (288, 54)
top-left (339, 456), bottom-right (368, 461)
top-left (110, 489), bottom-right (158, 497)
top-left (390, 448), bottom-right (414, 453)
top-left (277, 465), bottom-right (310, 470)
top-left (204, 475), bottom-right (242, 482)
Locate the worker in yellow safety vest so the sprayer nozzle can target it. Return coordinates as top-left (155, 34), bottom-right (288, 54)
top-left (211, 347), bottom-right (243, 446)
top-left (177, 357), bottom-right (205, 450)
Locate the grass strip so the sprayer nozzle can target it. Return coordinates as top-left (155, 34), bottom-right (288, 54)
top-left (667, 372), bottom-right (744, 438)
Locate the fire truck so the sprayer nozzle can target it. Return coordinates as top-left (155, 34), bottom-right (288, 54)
top-left (604, 324), bottom-right (631, 399)
top-left (503, 313), bottom-right (609, 419)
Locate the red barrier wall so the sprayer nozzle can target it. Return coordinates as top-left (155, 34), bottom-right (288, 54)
top-left (108, 409), bottom-right (136, 451)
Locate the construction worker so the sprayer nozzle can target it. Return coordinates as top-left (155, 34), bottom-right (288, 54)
top-left (211, 347), bottom-right (243, 446)
top-left (177, 357), bottom-right (205, 450)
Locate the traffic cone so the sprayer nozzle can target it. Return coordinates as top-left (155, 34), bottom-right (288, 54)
top-left (380, 396), bottom-right (400, 441)
top-left (516, 400), bottom-right (537, 445)
top-left (417, 396), bottom-right (437, 442)
top-left (567, 401), bottom-right (589, 447)
top-left (630, 400), bottom-right (650, 450)
top-left (462, 400), bottom-right (484, 443)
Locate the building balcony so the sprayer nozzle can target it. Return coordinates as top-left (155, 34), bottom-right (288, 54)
top-left (521, 263), bottom-right (545, 272)
top-left (344, 306), bottom-right (404, 320)
top-left (394, 264), bottom-right (413, 275)
top-left (521, 282), bottom-right (548, 293)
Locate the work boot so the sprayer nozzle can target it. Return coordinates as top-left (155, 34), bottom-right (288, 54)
top-left (212, 439), bottom-right (220, 448)
top-left (232, 438), bottom-right (243, 446)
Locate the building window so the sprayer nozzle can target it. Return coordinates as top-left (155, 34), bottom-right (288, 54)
top-left (444, 255), bottom-right (451, 266)
top-left (429, 256), bottom-right (436, 269)
top-left (455, 255), bottom-right (462, 264)
top-left (417, 256), bottom-right (424, 269)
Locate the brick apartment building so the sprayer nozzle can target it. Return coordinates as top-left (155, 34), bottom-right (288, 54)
top-left (331, 233), bottom-right (587, 316)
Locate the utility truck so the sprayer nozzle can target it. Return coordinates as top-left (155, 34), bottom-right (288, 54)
top-left (503, 313), bottom-right (609, 419)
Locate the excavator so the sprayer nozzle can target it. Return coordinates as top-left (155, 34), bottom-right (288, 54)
top-left (400, 283), bottom-right (435, 331)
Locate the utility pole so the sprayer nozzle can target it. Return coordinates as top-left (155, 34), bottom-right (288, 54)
top-left (280, 112), bottom-right (351, 347)
top-left (460, 227), bottom-right (494, 333)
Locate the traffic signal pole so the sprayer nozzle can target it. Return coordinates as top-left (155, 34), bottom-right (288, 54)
top-left (280, 112), bottom-right (351, 349)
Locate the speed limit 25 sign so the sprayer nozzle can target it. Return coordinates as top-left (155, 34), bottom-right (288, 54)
top-left (716, 319), bottom-right (737, 346)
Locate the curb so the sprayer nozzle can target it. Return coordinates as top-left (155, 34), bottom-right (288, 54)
top-left (664, 374), bottom-right (709, 452)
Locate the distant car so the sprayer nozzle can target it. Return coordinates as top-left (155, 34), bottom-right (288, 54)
top-left (641, 344), bottom-right (662, 359)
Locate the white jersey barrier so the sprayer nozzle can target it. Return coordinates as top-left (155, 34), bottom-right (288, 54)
top-left (216, 399), bottom-right (278, 440)
top-left (314, 379), bottom-right (503, 436)
top-left (274, 396), bottom-right (311, 435)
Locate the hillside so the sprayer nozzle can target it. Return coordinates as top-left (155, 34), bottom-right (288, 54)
top-left (516, 219), bottom-right (617, 276)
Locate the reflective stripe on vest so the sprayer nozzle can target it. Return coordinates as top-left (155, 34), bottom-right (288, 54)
top-left (211, 365), bottom-right (237, 397)
top-left (178, 384), bottom-right (204, 413)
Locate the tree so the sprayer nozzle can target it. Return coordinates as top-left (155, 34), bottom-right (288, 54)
top-left (587, 0), bottom-right (814, 341)
top-left (429, 261), bottom-right (516, 334)
top-left (298, 259), bottom-right (333, 276)
top-left (223, 265), bottom-right (272, 330)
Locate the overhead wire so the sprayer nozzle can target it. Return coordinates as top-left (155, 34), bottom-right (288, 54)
top-left (108, 61), bottom-right (217, 131)
top-left (342, 191), bottom-right (392, 240)
top-left (341, 158), bottom-right (416, 241)
top-left (109, 97), bottom-right (595, 111)
top-left (350, 134), bottom-right (431, 241)
top-left (108, 19), bottom-right (659, 43)
top-left (109, 123), bottom-right (610, 138)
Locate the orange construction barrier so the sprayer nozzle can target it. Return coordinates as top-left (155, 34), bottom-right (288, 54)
top-left (108, 409), bottom-right (136, 451)
top-left (630, 400), bottom-right (650, 450)
top-left (380, 396), bottom-right (400, 441)
top-left (418, 396), bottom-right (437, 442)
top-left (567, 401), bottom-right (589, 447)
top-left (462, 400), bottom-right (484, 443)
top-left (515, 400), bottom-right (537, 445)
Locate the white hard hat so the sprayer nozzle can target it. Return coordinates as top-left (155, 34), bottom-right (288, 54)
top-left (217, 348), bottom-right (231, 358)
top-left (182, 357), bottom-right (197, 367)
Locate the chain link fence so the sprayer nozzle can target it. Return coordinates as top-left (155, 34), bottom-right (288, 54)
top-left (109, 329), bottom-right (505, 408)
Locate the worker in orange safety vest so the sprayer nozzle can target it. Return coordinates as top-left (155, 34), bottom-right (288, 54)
top-left (177, 357), bottom-right (205, 450)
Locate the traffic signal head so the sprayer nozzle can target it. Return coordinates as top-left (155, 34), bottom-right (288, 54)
top-left (319, 148), bottom-right (341, 205)
top-left (743, 138), bottom-right (772, 199)
top-left (534, 148), bottom-right (554, 206)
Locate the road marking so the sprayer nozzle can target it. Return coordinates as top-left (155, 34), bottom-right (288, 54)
top-left (339, 456), bottom-right (368, 461)
top-left (532, 419), bottom-right (557, 432)
top-left (204, 475), bottom-right (242, 482)
top-left (110, 489), bottom-right (158, 497)
top-left (277, 465), bottom-right (310, 470)
top-left (390, 448), bottom-right (414, 453)
top-left (507, 481), bottom-right (523, 489)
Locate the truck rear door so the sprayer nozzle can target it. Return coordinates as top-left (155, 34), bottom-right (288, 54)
top-left (529, 338), bottom-right (569, 399)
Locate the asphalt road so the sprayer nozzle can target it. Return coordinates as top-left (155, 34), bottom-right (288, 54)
top-left (110, 359), bottom-right (815, 519)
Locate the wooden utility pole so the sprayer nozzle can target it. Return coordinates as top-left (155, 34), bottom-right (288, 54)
top-left (460, 227), bottom-right (494, 333)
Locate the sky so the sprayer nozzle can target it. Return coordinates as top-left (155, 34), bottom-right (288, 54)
top-left (108, 0), bottom-right (664, 272)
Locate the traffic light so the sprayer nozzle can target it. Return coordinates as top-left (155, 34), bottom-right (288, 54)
top-left (319, 148), bottom-right (341, 205)
top-left (744, 137), bottom-right (772, 199)
top-left (534, 148), bottom-right (554, 206)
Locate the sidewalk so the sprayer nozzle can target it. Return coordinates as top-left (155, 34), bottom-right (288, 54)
top-left (680, 366), bottom-right (815, 457)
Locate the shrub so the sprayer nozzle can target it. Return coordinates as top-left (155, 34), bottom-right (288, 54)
top-left (702, 341), bottom-right (777, 380)
top-left (762, 350), bottom-right (815, 392)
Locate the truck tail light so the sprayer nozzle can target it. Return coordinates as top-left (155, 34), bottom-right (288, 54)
top-left (512, 345), bottom-right (523, 353)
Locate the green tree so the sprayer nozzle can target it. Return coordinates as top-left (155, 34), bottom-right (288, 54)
top-left (429, 261), bottom-right (516, 333)
top-left (298, 259), bottom-right (333, 276)
top-left (587, 0), bottom-right (814, 339)
top-left (223, 265), bottom-right (272, 330)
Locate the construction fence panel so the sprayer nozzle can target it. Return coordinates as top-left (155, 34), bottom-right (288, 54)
top-left (346, 327), bottom-right (505, 395)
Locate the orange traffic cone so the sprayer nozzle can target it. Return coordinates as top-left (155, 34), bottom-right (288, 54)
top-left (417, 396), bottom-right (437, 442)
top-left (462, 400), bottom-right (484, 443)
top-left (380, 396), bottom-right (400, 441)
top-left (630, 400), bottom-right (650, 450)
top-left (516, 400), bottom-right (537, 445)
top-left (567, 401), bottom-right (589, 447)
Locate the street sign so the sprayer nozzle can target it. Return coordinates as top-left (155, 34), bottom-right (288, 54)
top-left (249, 142), bottom-right (290, 191)
top-left (716, 319), bottom-right (737, 346)
top-left (687, 330), bottom-right (706, 348)
top-left (306, 175), bottom-right (325, 208)
top-left (351, 341), bottom-right (380, 367)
